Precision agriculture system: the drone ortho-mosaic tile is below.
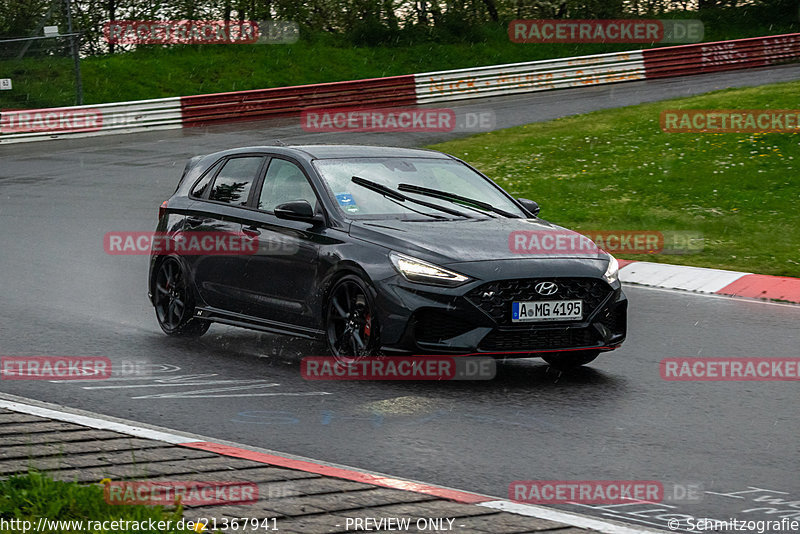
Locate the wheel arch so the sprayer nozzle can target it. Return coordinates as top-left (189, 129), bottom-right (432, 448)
top-left (149, 254), bottom-right (200, 307)
top-left (319, 260), bottom-right (378, 311)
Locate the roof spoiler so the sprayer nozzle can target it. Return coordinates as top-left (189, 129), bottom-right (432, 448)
top-left (176, 155), bottom-right (204, 191)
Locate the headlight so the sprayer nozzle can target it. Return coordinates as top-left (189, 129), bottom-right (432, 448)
top-left (603, 255), bottom-right (619, 285)
top-left (389, 252), bottom-right (471, 287)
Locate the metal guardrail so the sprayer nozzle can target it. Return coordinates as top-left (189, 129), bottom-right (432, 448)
top-left (414, 50), bottom-right (646, 103)
top-left (642, 33), bottom-right (800, 78)
top-left (1, 33), bottom-right (799, 143)
top-left (0, 97), bottom-right (182, 144)
top-left (180, 75), bottom-right (417, 127)
top-left (414, 33), bottom-right (800, 103)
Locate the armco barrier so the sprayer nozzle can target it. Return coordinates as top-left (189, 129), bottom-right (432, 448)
top-left (642, 33), bottom-right (800, 78)
top-left (0, 97), bottom-right (182, 144)
top-left (180, 75), bottom-right (417, 126)
top-left (1, 33), bottom-right (799, 143)
top-left (414, 50), bottom-right (645, 103)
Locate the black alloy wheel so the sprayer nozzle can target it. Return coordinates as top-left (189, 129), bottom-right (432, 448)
top-left (325, 275), bottom-right (380, 363)
top-left (154, 257), bottom-right (210, 337)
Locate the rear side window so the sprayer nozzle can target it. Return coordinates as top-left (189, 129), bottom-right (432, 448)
top-left (190, 160), bottom-right (222, 199)
top-left (208, 156), bottom-right (265, 206)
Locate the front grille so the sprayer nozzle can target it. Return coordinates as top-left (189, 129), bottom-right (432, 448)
top-left (414, 309), bottom-right (475, 343)
top-left (466, 278), bottom-right (612, 325)
top-left (479, 327), bottom-right (598, 352)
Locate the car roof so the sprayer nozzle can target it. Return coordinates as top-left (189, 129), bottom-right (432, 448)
top-left (207, 144), bottom-right (451, 161)
top-left (291, 144), bottom-right (450, 159)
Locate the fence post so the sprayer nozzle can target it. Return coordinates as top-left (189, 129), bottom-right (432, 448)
top-left (64, 0), bottom-right (83, 105)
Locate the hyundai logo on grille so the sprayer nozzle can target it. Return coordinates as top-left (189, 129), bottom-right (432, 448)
top-left (535, 281), bottom-right (559, 296)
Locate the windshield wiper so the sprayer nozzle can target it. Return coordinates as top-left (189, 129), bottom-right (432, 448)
top-left (397, 183), bottom-right (519, 218)
top-left (385, 196), bottom-right (449, 220)
top-left (351, 176), bottom-right (471, 219)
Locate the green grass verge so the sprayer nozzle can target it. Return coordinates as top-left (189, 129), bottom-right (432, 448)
top-left (7, 38), bottom-right (656, 108)
top-left (0, 471), bottom-right (198, 533)
top-left (428, 80), bottom-right (800, 277)
top-left (1, 12), bottom-right (798, 108)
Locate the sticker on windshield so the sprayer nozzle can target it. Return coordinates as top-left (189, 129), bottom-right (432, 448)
top-left (335, 192), bottom-right (359, 213)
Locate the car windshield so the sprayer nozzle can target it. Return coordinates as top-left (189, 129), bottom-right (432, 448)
top-left (313, 157), bottom-right (526, 219)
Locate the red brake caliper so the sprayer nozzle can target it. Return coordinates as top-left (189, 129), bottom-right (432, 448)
top-left (363, 313), bottom-right (371, 338)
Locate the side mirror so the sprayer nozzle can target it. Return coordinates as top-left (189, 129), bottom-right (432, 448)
top-left (517, 198), bottom-right (540, 217)
top-left (274, 200), bottom-right (315, 221)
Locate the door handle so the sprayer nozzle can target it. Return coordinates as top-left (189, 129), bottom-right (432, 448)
top-left (242, 226), bottom-right (261, 237)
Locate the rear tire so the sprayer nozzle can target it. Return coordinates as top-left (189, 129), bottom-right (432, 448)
top-left (542, 350), bottom-right (599, 371)
top-left (153, 257), bottom-right (210, 337)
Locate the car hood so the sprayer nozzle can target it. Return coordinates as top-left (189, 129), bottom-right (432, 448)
top-left (348, 217), bottom-right (608, 265)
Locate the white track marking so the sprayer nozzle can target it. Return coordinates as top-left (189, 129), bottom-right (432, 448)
top-left (131, 386), bottom-right (331, 399)
top-left (0, 397), bottom-right (200, 444)
top-left (0, 394), bottom-right (667, 533)
top-left (479, 500), bottom-right (666, 534)
top-left (82, 379), bottom-right (277, 389)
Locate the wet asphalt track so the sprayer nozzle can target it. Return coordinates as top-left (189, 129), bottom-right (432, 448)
top-left (2, 64), bottom-right (800, 531)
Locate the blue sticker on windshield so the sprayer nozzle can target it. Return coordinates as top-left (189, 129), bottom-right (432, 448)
top-left (335, 192), bottom-right (359, 213)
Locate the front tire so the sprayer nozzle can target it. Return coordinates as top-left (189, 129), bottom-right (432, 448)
top-left (324, 275), bottom-right (381, 362)
top-left (542, 350), bottom-right (599, 371)
top-left (153, 257), bottom-right (210, 337)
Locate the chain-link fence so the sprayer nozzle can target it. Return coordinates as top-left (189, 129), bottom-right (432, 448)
top-left (0, 0), bottom-right (82, 109)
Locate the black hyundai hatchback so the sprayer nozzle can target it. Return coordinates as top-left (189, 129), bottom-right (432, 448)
top-left (148, 144), bottom-right (627, 369)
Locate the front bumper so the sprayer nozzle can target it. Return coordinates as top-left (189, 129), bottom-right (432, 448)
top-left (375, 275), bottom-right (627, 356)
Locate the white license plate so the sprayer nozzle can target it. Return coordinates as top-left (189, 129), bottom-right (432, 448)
top-left (511, 300), bottom-right (582, 322)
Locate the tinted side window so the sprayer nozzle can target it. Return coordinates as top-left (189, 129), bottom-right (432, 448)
top-left (190, 160), bottom-right (222, 199)
top-left (258, 159), bottom-right (317, 212)
top-left (209, 156), bottom-right (264, 206)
